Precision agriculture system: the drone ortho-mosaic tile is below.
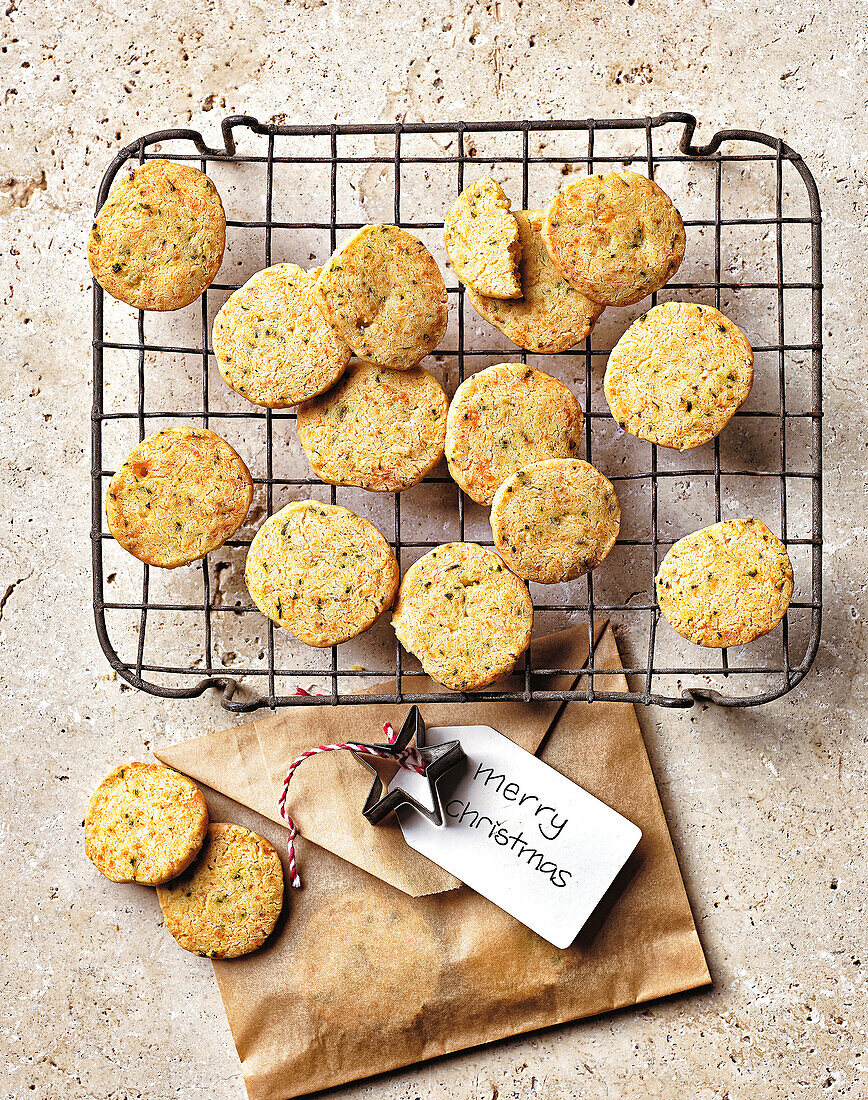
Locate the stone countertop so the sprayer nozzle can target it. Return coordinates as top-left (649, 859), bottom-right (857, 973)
top-left (1, 1), bottom-right (865, 1097)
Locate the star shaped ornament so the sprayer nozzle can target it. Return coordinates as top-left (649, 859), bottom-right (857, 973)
top-left (354, 706), bottom-right (464, 826)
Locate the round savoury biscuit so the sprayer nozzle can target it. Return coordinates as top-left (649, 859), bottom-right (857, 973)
top-left (106, 427), bottom-right (253, 568)
top-left (542, 169), bottom-right (685, 307)
top-left (297, 362), bottom-right (448, 492)
top-left (315, 224), bottom-right (448, 368)
top-left (655, 518), bottom-right (793, 648)
top-left (443, 176), bottom-right (522, 298)
top-left (490, 459), bottom-right (620, 584)
top-left (466, 210), bottom-right (604, 353)
top-left (605, 302), bottom-right (753, 450)
top-left (244, 501), bottom-right (399, 647)
top-left (391, 542), bottom-right (533, 691)
top-left (213, 264), bottom-right (351, 408)
top-left (85, 762), bottom-right (209, 885)
top-left (295, 891), bottom-right (441, 1025)
top-left (445, 363), bottom-right (584, 505)
top-left (157, 823), bottom-right (284, 959)
top-left (88, 159), bottom-right (225, 311)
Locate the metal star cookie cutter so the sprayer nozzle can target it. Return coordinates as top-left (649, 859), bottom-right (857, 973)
top-left (353, 705), bottom-right (465, 827)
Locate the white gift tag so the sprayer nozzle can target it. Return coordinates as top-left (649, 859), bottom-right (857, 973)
top-left (391, 725), bottom-right (642, 948)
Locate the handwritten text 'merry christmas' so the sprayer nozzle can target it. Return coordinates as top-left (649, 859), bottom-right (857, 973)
top-left (395, 724), bottom-right (642, 948)
top-left (445, 762), bottom-right (571, 887)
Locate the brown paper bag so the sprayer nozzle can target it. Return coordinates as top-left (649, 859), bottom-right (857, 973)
top-left (157, 625), bottom-right (709, 1100)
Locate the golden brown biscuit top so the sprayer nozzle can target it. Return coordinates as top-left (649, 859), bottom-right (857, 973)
top-left (490, 459), bottom-right (620, 584)
top-left (88, 159), bottom-right (225, 311)
top-left (212, 263), bottom-right (351, 408)
top-left (445, 362), bottom-right (585, 505)
top-left (315, 224), bottom-right (448, 368)
top-left (297, 362), bottom-right (448, 492)
top-left (542, 169), bottom-right (685, 307)
top-left (443, 176), bottom-right (522, 298)
top-left (106, 426), bottom-right (253, 568)
top-left (391, 542), bottom-right (533, 691)
top-left (157, 823), bottom-right (284, 959)
top-left (244, 501), bottom-right (399, 647)
top-left (466, 210), bottom-right (603, 354)
top-left (655, 518), bottom-right (793, 648)
top-left (84, 762), bottom-right (209, 885)
top-left (604, 302), bottom-right (753, 450)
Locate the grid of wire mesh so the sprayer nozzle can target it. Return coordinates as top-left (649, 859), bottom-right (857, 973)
top-left (91, 113), bottom-right (822, 711)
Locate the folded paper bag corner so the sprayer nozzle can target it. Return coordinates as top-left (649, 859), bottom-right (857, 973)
top-left (156, 711), bottom-right (460, 896)
top-left (155, 621), bottom-right (607, 898)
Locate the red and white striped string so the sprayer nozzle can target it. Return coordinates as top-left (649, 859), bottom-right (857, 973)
top-left (277, 687), bottom-right (426, 888)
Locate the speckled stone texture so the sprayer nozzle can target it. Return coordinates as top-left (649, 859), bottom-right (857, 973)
top-left (1, 1), bottom-right (865, 1097)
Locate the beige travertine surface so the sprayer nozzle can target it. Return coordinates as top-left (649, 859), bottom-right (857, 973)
top-left (0, 2), bottom-right (865, 1098)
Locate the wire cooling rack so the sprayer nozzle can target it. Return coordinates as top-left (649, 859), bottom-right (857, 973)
top-left (91, 113), bottom-right (822, 711)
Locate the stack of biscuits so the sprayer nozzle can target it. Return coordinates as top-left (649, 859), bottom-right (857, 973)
top-left (91, 158), bottom-right (793, 692)
top-left (84, 761), bottom-right (284, 959)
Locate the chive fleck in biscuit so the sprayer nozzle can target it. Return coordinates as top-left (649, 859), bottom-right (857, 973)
top-left (655, 518), bottom-right (793, 647)
top-left (542, 169), bottom-right (685, 307)
top-left (88, 159), bottom-right (225, 311)
top-left (85, 762), bottom-right (209, 885)
top-left (490, 459), bottom-right (620, 583)
top-left (245, 501), bottom-right (399, 647)
top-left (106, 427), bottom-right (253, 568)
top-left (605, 302), bottom-right (753, 450)
top-left (157, 823), bottom-right (284, 959)
top-left (392, 542), bottom-right (533, 691)
top-left (443, 176), bottom-right (522, 298)
top-left (297, 362), bottom-right (448, 492)
top-left (213, 264), bottom-right (351, 408)
top-left (315, 224), bottom-right (448, 368)
top-left (466, 210), bottom-right (604, 353)
top-left (445, 363), bottom-right (584, 505)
